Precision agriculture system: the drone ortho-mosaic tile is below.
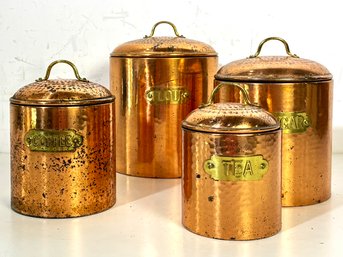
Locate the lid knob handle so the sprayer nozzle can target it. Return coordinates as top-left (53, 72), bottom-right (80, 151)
top-left (36, 60), bottom-right (89, 82)
top-left (144, 21), bottom-right (184, 38)
top-left (249, 37), bottom-right (299, 58)
top-left (200, 82), bottom-right (258, 108)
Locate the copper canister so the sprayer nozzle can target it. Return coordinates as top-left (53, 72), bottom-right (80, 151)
top-left (182, 83), bottom-right (281, 240)
top-left (215, 37), bottom-right (333, 206)
top-left (110, 21), bottom-right (218, 178)
top-left (10, 60), bottom-right (116, 218)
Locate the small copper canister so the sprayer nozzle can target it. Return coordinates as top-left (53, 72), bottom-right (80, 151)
top-left (182, 83), bottom-right (281, 240)
top-left (215, 37), bottom-right (333, 206)
top-left (110, 21), bottom-right (218, 178)
top-left (10, 60), bottom-right (116, 218)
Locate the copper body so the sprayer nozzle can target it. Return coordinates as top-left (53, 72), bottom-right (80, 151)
top-left (10, 60), bottom-right (116, 218)
top-left (217, 82), bottom-right (332, 206)
top-left (182, 130), bottom-right (281, 240)
top-left (182, 83), bottom-right (281, 240)
top-left (111, 57), bottom-right (217, 178)
top-left (110, 21), bottom-right (218, 178)
top-left (215, 37), bottom-right (333, 206)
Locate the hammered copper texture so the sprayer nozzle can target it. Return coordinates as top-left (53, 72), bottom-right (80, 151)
top-left (182, 102), bottom-right (278, 133)
top-left (217, 81), bottom-right (332, 206)
top-left (111, 57), bottom-right (217, 178)
top-left (12, 79), bottom-right (111, 102)
top-left (215, 56), bottom-right (331, 82)
top-left (11, 103), bottom-right (116, 218)
top-left (111, 36), bottom-right (217, 57)
top-left (182, 130), bottom-right (281, 240)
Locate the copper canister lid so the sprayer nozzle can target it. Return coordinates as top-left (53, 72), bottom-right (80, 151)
top-left (111, 21), bottom-right (217, 57)
top-left (215, 37), bottom-right (332, 82)
top-left (182, 83), bottom-right (279, 134)
top-left (10, 60), bottom-right (114, 107)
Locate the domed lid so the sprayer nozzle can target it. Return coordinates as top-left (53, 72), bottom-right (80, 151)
top-left (182, 83), bottom-right (279, 134)
top-left (111, 21), bottom-right (217, 57)
top-left (215, 37), bottom-right (332, 82)
top-left (10, 60), bottom-right (114, 106)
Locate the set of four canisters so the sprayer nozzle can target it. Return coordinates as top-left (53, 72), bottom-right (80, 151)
top-left (10, 21), bottom-right (332, 240)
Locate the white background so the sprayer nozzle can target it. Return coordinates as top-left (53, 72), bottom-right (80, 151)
top-left (0, 0), bottom-right (342, 153)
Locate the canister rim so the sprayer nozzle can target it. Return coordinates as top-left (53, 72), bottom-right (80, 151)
top-left (111, 53), bottom-right (218, 58)
top-left (214, 75), bottom-right (332, 83)
top-left (214, 74), bottom-right (332, 83)
top-left (10, 95), bottom-right (115, 107)
top-left (181, 124), bottom-right (280, 134)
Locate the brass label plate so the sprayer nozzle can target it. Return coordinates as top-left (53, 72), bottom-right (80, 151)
top-left (25, 129), bottom-right (83, 152)
top-left (204, 155), bottom-right (269, 181)
top-left (274, 111), bottom-right (310, 134)
top-left (145, 87), bottom-right (190, 104)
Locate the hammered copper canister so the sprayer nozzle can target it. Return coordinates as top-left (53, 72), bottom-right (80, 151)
top-left (215, 37), bottom-right (333, 207)
top-left (10, 60), bottom-right (116, 218)
top-left (182, 83), bottom-right (281, 240)
top-left (110, 21), bottom-right (218, 178)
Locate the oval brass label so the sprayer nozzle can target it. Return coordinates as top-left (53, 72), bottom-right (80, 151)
top-left (24, 129), bottom-right (83, 152)
top-left (145, 87), bottom-right (190, 104)
top-left (204, 155), bottom-right (269, 181)
top-left (274, 111), bottom-right (310, 134)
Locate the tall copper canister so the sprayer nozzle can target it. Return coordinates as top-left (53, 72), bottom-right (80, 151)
top-left (215, 37), bottom-right (333, 206)
top-left (110, 21), bottom-right (218, 178)
top-left (182, 83), bottom-right (281, 240)
top-left (10, 60), bottom-right (116, 218)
